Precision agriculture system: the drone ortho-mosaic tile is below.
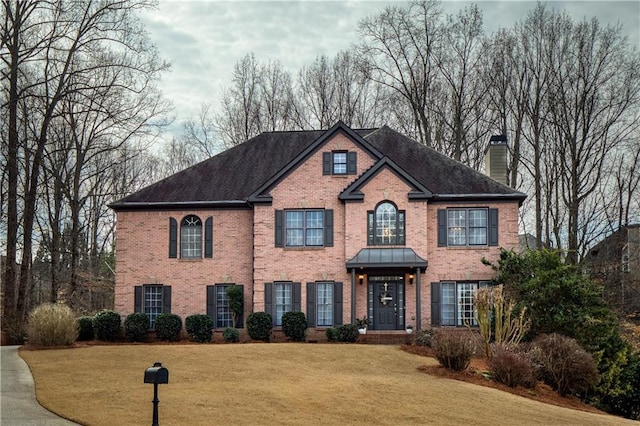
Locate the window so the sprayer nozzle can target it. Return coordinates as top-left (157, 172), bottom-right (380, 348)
top-left (306, 282), bottom-right (343, 327)
top-left (169, 216), bottom-right (213, 259)
top-left (206, 284), bottom-right (244, 328)
top-left (316, 282), bottom-right (334, 326)
top-left (264, 282), bottom-right (301, 327)
top-left (275, 210), bottom-right (333, 248)
top-left (437, 208), bottom-right (498, 247)
top-left (432, 281), bottom-right (489, 326)
top-left (323, 151), bottom-right (357, 175)
top-left (368, 201), bottom-right (405, 245)
top-left (134, 284), bottom-right (171, 329)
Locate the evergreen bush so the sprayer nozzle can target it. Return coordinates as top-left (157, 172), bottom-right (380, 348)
top-left (326, 327), bottom-right (339, 342)
top-left (246, 312), bottom-right (273, 342)
top-left (223, 327), bottom-right (240, 343)
top-left (336, 324), bottom-right (359, 343)
top-left (185, 314), bottom-right (214, 343)
top-left (76, 315), bottom-right (95, 341)
top-left (415, 328), bottom-right (435, 347)
top-left (154, 313), bottom-right (182, 341)
top-left (124, 313), bottom-right (149, 342)
top-left (27, 303), bottom-right (78, 346)
top-left (93, 310), bottom-right (121, 341)
top-left (282, 311), bottom-right (307, 342)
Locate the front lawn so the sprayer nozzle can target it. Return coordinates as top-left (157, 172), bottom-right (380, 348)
top-left (20, 344), bottom-right (632, 425)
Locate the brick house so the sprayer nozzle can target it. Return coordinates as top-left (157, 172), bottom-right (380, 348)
top-left (110, 122), bottom-right (525, 333)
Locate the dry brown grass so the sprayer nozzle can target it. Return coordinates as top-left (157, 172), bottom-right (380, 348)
top-left (20, 343), bottom-right (634, 426)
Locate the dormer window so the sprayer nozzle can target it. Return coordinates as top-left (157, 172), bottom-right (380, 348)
top-left (323, 151), bottom-right (357, 175)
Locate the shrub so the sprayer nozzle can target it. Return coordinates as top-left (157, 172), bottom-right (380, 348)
top-left (76, 316), bottom-right (95, 341)
top-left (488, 344), bottom-right (536, 388)
top-left (27, 303), bottom-right (78, 346)
top-left (431, 329), bottom-right (476, 371)
top-left (124, 313), bottom-right (149, 342)
top-left (226, 285), bottom-right (244, 327)
top-left (282, 311), bottom-right (307, 342)
top-left (336, 324), bottom-right (359, 343)
top-left (2, 314), bottom-right (26, 344)
top-left (223, 327), bottom-right (240, 343)
top-left (93, 310), bottom-right (121, 341)
top-left (326, 327), bottom-right (339, 342)
top-left (530, 333), bottom-right (599, 396)
top-left (415, 328), bottom-right (435, 347)
top-left (185, 314), bottom-right (214, 343)
top-left (154, 313), bottom-right (182, 341)
top-left (247, 312), bottom-right (273, 342)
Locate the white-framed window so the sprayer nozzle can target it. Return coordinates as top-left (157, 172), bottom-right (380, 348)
top-left (439, 281), bottom-right (490, 326)
top-left (316, 282), bottom-right (334, 327)
top-left (447, 209), bottom-right (488, 246)
top-left (367, 201), bottom-right (405, 246)
top-left (286, 210), bottom-right (324, 247)
top-left (181, 215), bottom-right (202, 258)
top-left (144, 285), bottom-right (163, 329)
top-left (274, 282), bottom-right (292, 327)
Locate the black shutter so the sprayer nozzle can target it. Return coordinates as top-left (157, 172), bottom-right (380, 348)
top-left (206, 285), bottom-right (216, 325)
top-left (306, 282), bottom-right (316, 327)
top-left (322, 152), bottom-right (332, 175)
top-left (489, 208), bottom-right (499, 246)
top-left (204, 217), bottom-right (213, 258)
top-left (275, 210), bottom-right (284, 247)
top-left (293, 282), bottom-right (301, 311)
top-left (367, 211), bottom-right (374, 245)
top-left (264, 283), bottom-right (273, 323)
top-left (169, 218), bottom-right (178, 258)
top-left (334, 282), bottom-right (343, 326)
top-left (237, 285), bottom-right (245, 328)
top-left (324, 209), bottom-right (333, 247)
top-left (162, 285), bottom-right (172, 314)
top-left (134, 286), bottom-right (143, 313)
top-left (347, 152), bottom-right (357, 174)
top-left (437, 209), bottom-right (447, 247)
top-left (431, 282), bottom-right (441, 326)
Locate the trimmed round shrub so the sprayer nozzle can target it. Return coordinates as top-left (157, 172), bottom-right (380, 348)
top-left (247, 312), bottom-right (273, 342)
top-left (185, 314), bottom-right (214, 343)
top-left (489, 344), bottom-right (536, 388)
top-left (431, 329), bottom-right (476, 371)
top-left (154, 313), bottom-right (182, 342)
top-left (223, 327), bottom-right (240, 343)
top-left (326, 327), bottom-right (339, 342)
top-left (337, 324), bottom-right (359, 343)
top-left (529, 333), bottom-right (599, 396)
top-left (415, 328), bottom-right (435, 347)
top-left (282, 311), bottom-right (307, 342)
top-left (27, 303), bottom-right (78, 346)
top-left (76, 315), bottom-right (95, 341)
top-left (93, 310), bottom-right (121, 341)
top-left (124, 313), bottom-right (149, 342)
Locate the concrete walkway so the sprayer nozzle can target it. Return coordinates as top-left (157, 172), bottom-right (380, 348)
top-left (1, 346), bottom-right (79, 425)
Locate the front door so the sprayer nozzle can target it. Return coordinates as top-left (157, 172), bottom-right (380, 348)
top-left (369, 276), bottom-right (405, 330)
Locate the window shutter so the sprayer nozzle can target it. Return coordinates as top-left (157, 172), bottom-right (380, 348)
top-left (437, 209), bottom-right (447, 247)
top-left (237, 285), bottom-right (245, 328)
top-left (169, 218), bottom-right (178, 258)
top-left (324, 209), bottom-right (333, 247)
top-left (322, 152), bottom-right (331, 175)
top-left (430, 282), bottom-right (441, 326)
top-left (293, 282), bottom-right (301, 311)
top-left (367, 211), bottom-right (374, 245)
top-left (162, 285), bottom-right (172, 314)
top-left (134, 286), bottom-right (143, 313)
top-left (204, 217), bottom-right (213, 258)
top-left (489, 208), bottom-right (499, 246)
top-left (275, 210), bottom-right (284, 247)
top-left (264, 283), bottom-right (273, 323)
top-left (347, 152), bottom-right (357, 174)
top-left (206, 285), bottom-right (216, 323)
top-left (306, 283), bottom-right (316, 327)
top-left (334, 282), bottom-right (343, 326)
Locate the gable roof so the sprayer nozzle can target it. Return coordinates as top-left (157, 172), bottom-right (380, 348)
top-left (110, 122), bottom-right (525, 211)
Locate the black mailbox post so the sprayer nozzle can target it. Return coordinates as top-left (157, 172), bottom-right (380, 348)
top-left (144, 362), bottom-right (169, 426)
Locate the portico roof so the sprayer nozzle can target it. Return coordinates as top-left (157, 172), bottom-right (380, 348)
top-left (346, 248), bottom-right (427, 271)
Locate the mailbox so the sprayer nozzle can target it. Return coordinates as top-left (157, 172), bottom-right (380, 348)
top-left (144, 362), bottom-right (169, 384)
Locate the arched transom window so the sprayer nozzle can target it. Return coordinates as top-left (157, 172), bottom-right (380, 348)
top-left (181, 215), bottom-right (202, 258)
top-left (367, 201), bottom-right (405, 246)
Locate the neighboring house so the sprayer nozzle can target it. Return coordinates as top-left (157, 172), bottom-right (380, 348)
top-left (109, 122), bottom-right (526, 333)
top-left (585, 224), bottom-right (640, 314)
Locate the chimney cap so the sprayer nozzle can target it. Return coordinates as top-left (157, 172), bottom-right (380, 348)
top-left (489, 134), bottom-right (508, 144)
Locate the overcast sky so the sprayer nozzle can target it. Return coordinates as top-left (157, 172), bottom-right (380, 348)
top-left (139, 1), bottom-right (640, 141)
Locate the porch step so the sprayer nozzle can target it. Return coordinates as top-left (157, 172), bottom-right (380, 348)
top-left (358, 331), bottom-right (414, 345)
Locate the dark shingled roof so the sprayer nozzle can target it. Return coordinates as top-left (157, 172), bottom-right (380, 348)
top-left (110, 123), bottom-right (525, 210)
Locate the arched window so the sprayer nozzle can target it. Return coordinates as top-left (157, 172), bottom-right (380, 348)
top-left (181, 215), bottom-right (202, 258)
top-left (367, 201), bottom-right (405, 246)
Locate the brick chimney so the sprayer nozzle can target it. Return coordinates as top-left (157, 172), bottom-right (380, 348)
top-left (485, 135), bottom-right (508, 186)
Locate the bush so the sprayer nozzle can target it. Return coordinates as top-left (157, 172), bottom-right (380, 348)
top-left (530, 333), bottom-right (599, 396)
top-left (247, 312), bottom-right (273, 342)
top-left (26, 303), bottom-right (78, 346)
top-left (415, 328), bottom-right (435, 347)
top-left (154, 313), bottom-right (182, 341)
top-left (431, 329), bottom-right (476, 371)
top-left (337, 324), bottom-right (359, 343)
top-left (93, 310), bottom-right (121, 341)
top-left (185, 314), bottom-right (214, 343)
top-left (76, 316), bottom-right (95, 341)
top-left (223, 327), bottom-right (240, 343)
top-left (488, 344), bottom-right (537, 388)
top-left (282, 311), bottom-right (307, 342)
top-left (124, 313), bottom-right (149, 342)
top-left (326, 327), bottom-right (339, 342)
